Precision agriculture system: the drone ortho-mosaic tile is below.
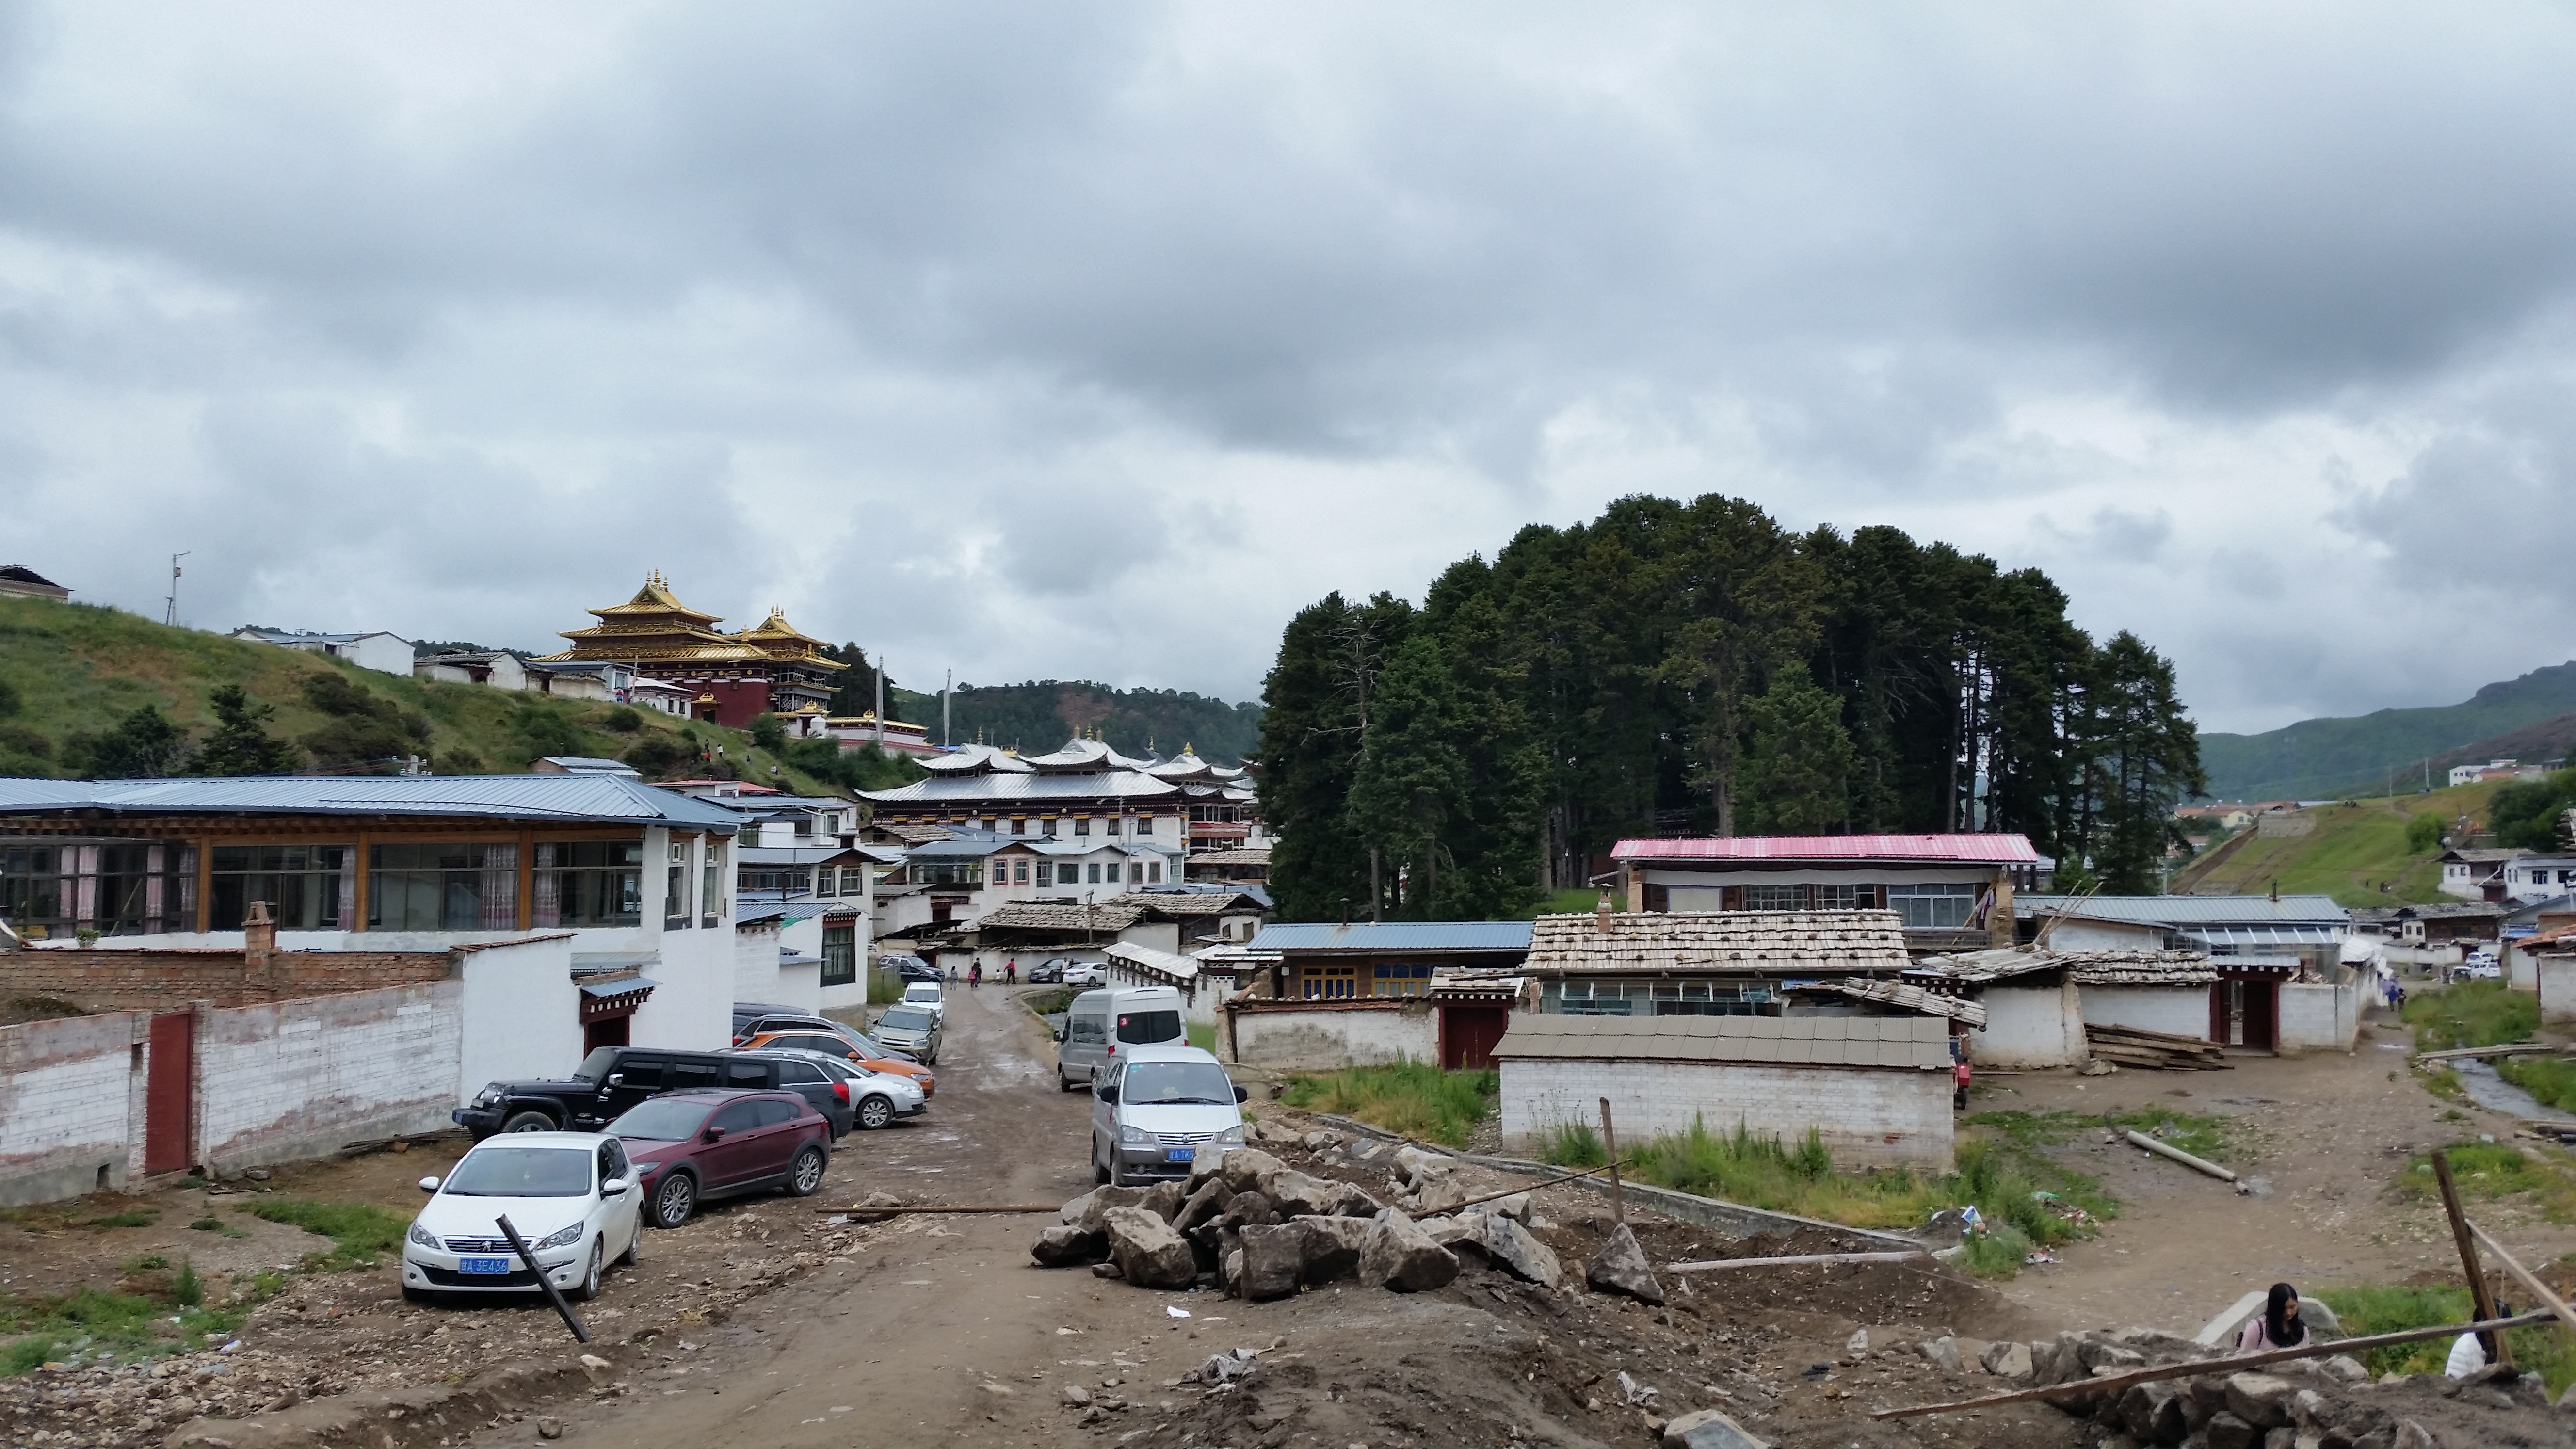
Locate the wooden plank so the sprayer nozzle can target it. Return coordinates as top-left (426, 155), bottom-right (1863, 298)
top-left (1667, 1250), bottom-right (1926, 1274)
top-left (2431, 1149), bottom-right (2511, 1365)
top-left (1871, 1311), bottom-right (2558, 1420)
top-left (2465, 1220), bottom-right (2576, 1338)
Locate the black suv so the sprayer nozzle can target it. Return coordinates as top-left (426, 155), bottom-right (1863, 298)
top-left (454, 1046), bottom-right (856, 1141)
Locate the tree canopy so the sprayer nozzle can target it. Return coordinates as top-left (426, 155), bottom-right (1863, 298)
top-left (1259, 493), bottom-right (2205, 920)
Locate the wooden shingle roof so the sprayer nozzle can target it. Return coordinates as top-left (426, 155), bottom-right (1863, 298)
top-left (1526, 910), bottom-right (1909, 976)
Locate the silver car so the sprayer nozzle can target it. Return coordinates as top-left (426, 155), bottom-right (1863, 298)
top-left (871, 1002), bottom-right (942, 1065)
top-left (1089, 1044), bottom-right (1247, 1186)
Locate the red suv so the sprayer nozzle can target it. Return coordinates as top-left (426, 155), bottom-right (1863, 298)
top-left (606, 1089), bottom-right (832, 1229)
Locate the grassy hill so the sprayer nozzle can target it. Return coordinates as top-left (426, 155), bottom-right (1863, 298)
top-left (886, 679), bottom-right (1262, 764)
top-left (2170, 778), bottom-right (2509, 905)
top-left (0, 595), bottom-right (889, 796)
top-left (2199, 661), bottom-right (2576, 801)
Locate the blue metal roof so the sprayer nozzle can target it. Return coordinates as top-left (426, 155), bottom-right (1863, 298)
top-left (0, 774), bottom-right (747, 831)
top-left (1247, 921), bottom-right (1534, 955)
top-left (2015, 894), bottom-right (2349, 926)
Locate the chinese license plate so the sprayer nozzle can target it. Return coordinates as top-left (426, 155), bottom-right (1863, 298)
top-left (457, 1257), bottom-right (513, 1275)
top-left (1165, 1148), bottom-right (1196, 1163)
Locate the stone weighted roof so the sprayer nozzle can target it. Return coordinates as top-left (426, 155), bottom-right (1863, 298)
top-left (1525, 910), bottom-right (1910, 976)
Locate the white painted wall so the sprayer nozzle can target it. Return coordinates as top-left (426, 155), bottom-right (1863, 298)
top-left (2043, 919), bottom-right (2167, 952)
top-left (198, 982), bottom-right (461, 1171)
top-left (1498, 1057), bottom-right (1953, 1172)
top-left (0, 1012), bottom-right (144, 1205)
top-left (1230, 1003), bottom-right (1435, 1069)
top-left (2540, 957), bottom-right (2576, 1023)
top-left (1971, 982), bottom-right (2085, 1068)
top-left (2276, 982), bottom-right (2358, 1054)
top-left (2079, 985), bottom-right (2210, 1040)
top-left (456, 935), bottom-right (580, 1097)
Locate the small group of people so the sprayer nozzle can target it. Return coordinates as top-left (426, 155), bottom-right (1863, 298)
top-left (2238, 1282), bottom-right (2506, 1380)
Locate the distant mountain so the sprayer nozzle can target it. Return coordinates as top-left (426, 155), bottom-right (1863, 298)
top-left (2198, 661), bottom-right (2576, 801)
top-left (886, 679), bottom-right (1261, 766)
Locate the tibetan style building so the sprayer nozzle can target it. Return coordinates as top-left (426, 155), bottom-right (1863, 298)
top-left (531, 574), bottom-right (845, 729)
top-left (857, 737), bottom-right (1259, 853)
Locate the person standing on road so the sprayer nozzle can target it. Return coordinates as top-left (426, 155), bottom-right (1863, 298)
top-left (1005, 956), bottom-right (1018, 985)
top-left (968, 961), bottom-right (982, 988)
top-left (2237, 1283), bottom-right (2309, 1352)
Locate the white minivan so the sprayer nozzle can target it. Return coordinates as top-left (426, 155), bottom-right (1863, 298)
top-left (901, 980), bottom-right (946, 1022)
top-left (1054, 985), bottom-right (1186, 1091)
top-left (1089, 1043), bottom-right (1247, 1185)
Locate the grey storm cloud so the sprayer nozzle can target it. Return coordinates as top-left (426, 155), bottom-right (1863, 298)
top-left (5, 1), bottom-right (2576, 730)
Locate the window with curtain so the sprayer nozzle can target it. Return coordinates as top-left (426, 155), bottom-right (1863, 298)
top-left (368, 842), bottom-right (517, 931)
top-left (821, 921), bottom-right (856, 987)
top-left (211, 844), bottom-right (352, 930)
top-left (533, 841), bottom-right (643, 928)
top-left (665, 838), bottom-right (693, 929)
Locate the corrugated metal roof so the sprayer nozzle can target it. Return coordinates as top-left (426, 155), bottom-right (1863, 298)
top-left (1787, 978), bottom-right (1989, 1027)
top-left (1612, 834), bottom-right (2038, 864)
top-left (2017, 894), bottom-right (2349, 926)
top-left (1107, 940), bottom-right (1201, 982)
top-left (0, 774), bottom-right (747, 830)
top-left (1248, 921), bottom-right (1535, 955)
top-left (859, 773), bottom-right (1181, 804)
top-left (1493, 1013), bottom-right (1950, 1069)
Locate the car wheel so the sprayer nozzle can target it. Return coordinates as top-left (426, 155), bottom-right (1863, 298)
top-left (1058, 1072), bottom-right (1076, 1094)
top-left (618, 1218), bottom-right (642, 1266)
top-left (651, 1172), bottom-right (697, 1229)
top-left (1092, 1133), bottom-right (1109, 1186)
top-left (1108, 1143), bottom-right (1131, 1188)
top-left (567, 1239), bottom-right (603, 1302)
top-left (786, 1143), bottom-right (828, 1197)
top-left (856, 1095), bottom-right (894, 1131)
top-left (500, 1110), bottom-right (555, 1134)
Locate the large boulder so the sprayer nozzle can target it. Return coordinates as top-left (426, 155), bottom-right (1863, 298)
top-left (1981, 1341), bottom-right (2033, 1380)
top-left (1292, 1215), bottom-right (1373, 1284)
top-left (1407, 1175), bottom-right (1474, 1216)
top-left (1260, 1168), bottom-right (1352, 1218)
top-left (1137, 1180), bottom-right (1187, 1223)
top-left (1419, 1215), bottom-right (1478, 1249)
top-left (1660, 1407), bottom-right (1769, 1449)
top-left (1360, 1210), bottom-right (1460, 1293)
top-left (1394, 1144), bottom-right (1454, 1186)
top-left (1469, 1213), bottom-right (1563, 1288)
top-left (2117, 1380), bottom-right (2185, 1442)
top-left (1102, 1207), bottom-right (1197, 1290)
top-left (2222, 1373), bottom-right (2295, 1430)
top-left (1236, 1223), bottom-right (1307, 1302)
top-left (1585, 1222), bottom-right (1665, 1305)
top-left (1030, 1223), bottom-right (1106, 1267)
top-left (1066, 1186), bottom-right (1152, 1235)
top-left (1219, 1148), bottom-right (1288, 1193)
top-left (1175, 1177), bottom-right (1236, 1233)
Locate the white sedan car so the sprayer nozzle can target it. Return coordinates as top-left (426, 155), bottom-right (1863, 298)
top-left (783, 1049), bottom-right (930, 1130)
top-left (401, 1132), bottom-right (643, 1303)
top-left (1061, 962), bottom-right (1107, 988)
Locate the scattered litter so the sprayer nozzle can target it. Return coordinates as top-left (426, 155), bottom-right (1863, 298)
top-left (219, 1341), bottom-right (240, 1352)
top-left (1617, 1370), bottom-right (1658, 1406)
top-left (1166, 1305), bottom-right (1191, 1319)
top-left (2023, 1250), bottom-right (2058, 1266)
top-left (1198, 1349), bottom-right (1260, 1386)
top-left (823, 1214), bottom-right (850, 1226)
top-left (1846, 1329), bottom-right (1869, 1353)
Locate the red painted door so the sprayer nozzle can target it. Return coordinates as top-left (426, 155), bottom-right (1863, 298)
top-left (1441, 1007), bottom-right (1510, 1071)
top-left (144, 1013), bottom-right (194, 1175)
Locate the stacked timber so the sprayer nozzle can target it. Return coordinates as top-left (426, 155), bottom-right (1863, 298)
top-left (2084, 1023), bottom-right (2230, 1070)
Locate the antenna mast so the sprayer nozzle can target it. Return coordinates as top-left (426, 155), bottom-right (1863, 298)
top-left (163, 552), bottom-right (190, 627)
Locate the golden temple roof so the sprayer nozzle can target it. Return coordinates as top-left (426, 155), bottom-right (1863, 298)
top-left (532, 575), bottom-right (843, 676)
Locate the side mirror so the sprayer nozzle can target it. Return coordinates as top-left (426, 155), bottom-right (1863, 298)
top-left (1053, 1027), bottom-right (1066, 1042)
top-left (418, 1176), bottom-right (441, 1193)
top-left (605, 1073), bottom-right (625, 1087)
top-left (600, 1177), bottom-right (628, 1196)
top-left (702, 1126), bottom-right (725, 1143)
top-left (1233, 1085), bottom-right (1249, 1103)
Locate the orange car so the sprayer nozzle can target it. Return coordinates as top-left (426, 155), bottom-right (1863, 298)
top-left (736, 1030), bottom-right (936, 1098)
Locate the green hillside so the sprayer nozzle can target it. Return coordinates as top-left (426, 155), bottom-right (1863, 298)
top-left (2170, 778), bottom-right (2509, 905)
top-left (885, 679), bottom-right (1261, 765)
top-left (2199, 661), bottom-right (2576, 801)
top-left (0, 594), bottom-right (904, 797)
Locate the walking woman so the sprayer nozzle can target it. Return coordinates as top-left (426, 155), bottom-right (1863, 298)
top-left (2237, 1283), bottom-right (2308, 1352)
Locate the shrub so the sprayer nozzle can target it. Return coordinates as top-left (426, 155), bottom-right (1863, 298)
top-left (1279, 1063), bottom-right (1498, 1147)
top-left (2406, 812), bottom-right (2444, 853)
top-left (170, 1259), bottom-right (201, 1308)
top-left (236, 1198), bottom-right (406, 1270)
top-left (2403, 982), bottom-right (2539, 1051)
top-left (601, 706), bottom-right (644, 733)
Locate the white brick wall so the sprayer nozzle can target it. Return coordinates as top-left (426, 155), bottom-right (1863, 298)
top-left (199, 982), bottom-right (462, 1171)
top-left (1973, 982), bottom-right (2085, 1067)
top-left (458, 936), bottom-right (580, 1100)
top-left (2541, 958), bottom-right (2576, 1023)
top-left (0, 1012), bottom-right (143, 1205)
top-left (1231, 1004), bottom-right (1435, 1070)
top-left (2080, 985), bottom-right (2209, 1040)
top-left (1498, 1057), bottom-right (1954, 1172)
top-left (2277, 982), bottom-right (2357, 1054)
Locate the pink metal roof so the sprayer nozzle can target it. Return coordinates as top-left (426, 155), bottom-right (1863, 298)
top-left (1612, 833), bottom-right (2038, 864)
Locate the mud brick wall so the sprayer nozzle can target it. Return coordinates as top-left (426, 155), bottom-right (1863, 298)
top-left (198, 981), bottom-right (463, 1171)
top-left (1499, 1056), bottom-right (1954, 1172)
top-left (0, 1010), bottom-right (147, 1205)
top-left (1230, 1001), bottom-right (1435, 1071)
top-left (0, 949), bottom-right (453, 1009)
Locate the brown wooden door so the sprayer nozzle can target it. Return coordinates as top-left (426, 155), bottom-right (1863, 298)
top-left (1440, 1006), bottom-right (1510, 1071)
top-left (2241, 980), bottom-right (2278, 1051)
top-left (2209, 983), bottom-right (2231, 1045)
top-left (144, 1013), bottom-right (194, 1175)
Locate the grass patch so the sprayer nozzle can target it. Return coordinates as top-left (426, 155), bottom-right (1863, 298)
top-left (867, 967), bottom-right (907, 1006)
top-left (2402, 982), bottom-right (2540, 1052)
top-left (1019, 987), bottom-right (1077, 1018)
top-left (1538, 1111), bottom-right (2117, 1279)
top-left (1187, 1022), bottom-right (1215, 1052)
top-left (2312, 1284), bottom-right (2576, 1396)
top-left (0, 1284), bottom-right (257, 1375)
top-left (1281, 1063), bottom-right (1498, 1148)
top-left (86, 1209), bottom-right (156, 1228)
top-left (2394, 1141), bottom-right (2576, 1223)
top-left (2497, 1054), bottom-right (2576, 1114)
top-left (235, 1197), bottom-right (406, 1270)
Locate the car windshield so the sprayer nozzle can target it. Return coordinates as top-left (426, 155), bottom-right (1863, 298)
top-left (443, 1147), bottom-right (593, 1197)
top-left (880, 1007), bottom-right (934, 1031)
top-left (905, 985), bottom-right (939, 998)
top-left (1121, 1061), bottom-right (1237, 1106)
top-left (608, 1099), bottom-right (712, 1142)
top-left (572, 1047), bottom-right (618, 1082)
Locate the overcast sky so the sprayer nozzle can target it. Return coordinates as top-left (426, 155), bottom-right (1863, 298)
top-left (6, 3), bottom-right (2572, 735)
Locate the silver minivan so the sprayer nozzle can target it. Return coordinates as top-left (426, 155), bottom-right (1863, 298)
top-left (1089, 1043), bottom-right (1247, 1185)
top-left (1054, 985), bottom-right (1186, 1091)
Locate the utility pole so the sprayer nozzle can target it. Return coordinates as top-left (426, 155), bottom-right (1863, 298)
top-left (872, 653), bottom-right (885, 748)
top-left (943, 669), bottom-right (952, 747)
top-left (163, 552), bottom-right (190, 627)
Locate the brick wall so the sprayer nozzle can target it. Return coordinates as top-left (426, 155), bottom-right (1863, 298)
top-left (1498, 1057), bottom-right (1954, 1172)
top-left (0, 948), bottom-right (453, 1010)
top-left (2543, 958), bottom-right (2576, 1023)
top-left (0, 1011), bottom-right (145, 1205)
top-left (1972, 982), bottom-right (2085, 1068)
top-left (198, 982), bottom-right (463, 1171)
top-left (2277, 982), bottom-right (2357, 1054)
top-left (1229, 1001), bottom-right (1435, 1070)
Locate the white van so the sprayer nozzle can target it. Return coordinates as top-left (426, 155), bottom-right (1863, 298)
top-left (901, 980), bottom-right (946, 1022)
top-left (1055, 985), bottom-right (1186, 1091)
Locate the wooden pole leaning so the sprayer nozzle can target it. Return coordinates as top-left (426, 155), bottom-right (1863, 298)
top-left (2429, 1149), bottom-right (2510, 1365)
